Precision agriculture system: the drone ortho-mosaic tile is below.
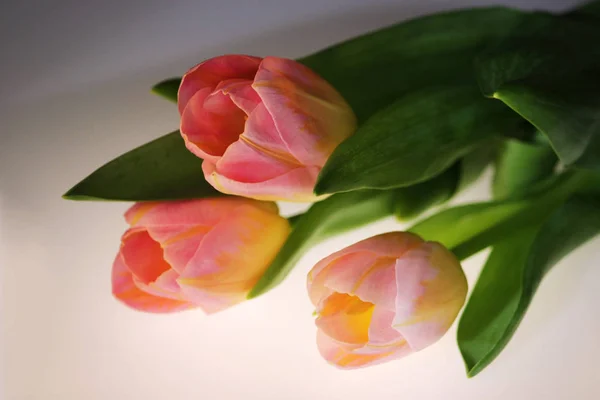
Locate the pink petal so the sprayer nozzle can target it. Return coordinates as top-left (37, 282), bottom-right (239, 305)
top-left (178, 287), bottom-right (245, 315)
top-left (179, 203), bottom-right (289, 280)
top-left (177, 203), bottom-right (290, 312)
top-left (202, 159), bottom-right (320, 201)
top-left (368, 306), bottom-right (404, 345)
top-left (132, 269), bottom-right (184, 301)
top-left (393, 242), bottom-right (467, 350)
top-left (153, 268), bottom-right (183, 293)
top-left (345, 232), bottom-right (425, 258)
top-left (241, 102), bottom-right (299, 163)
top-left (316, 330), bottom-right (410, 369)
top-left (253, 56), bottom-right (356, 166)
top-left (215, 79), bottom-right (261, 115)
top-left (307, 232), bottom-right (424, 307)
top-left (214, 136), bottom-right (297, 184)
top-left (178, 55), bottom-right (262, 114)
top-left (111, 254), bottom-right (193, 313)
top-left (308, 232), bottom-right (423, 281)
top-left (124, 199), bottom-right (279, 273)
top-left (120, 228), bottom-right (171, 285)
top-left (124, 198), bottom-right (264, 229)
top-left (180, 88), bottom-right (246, 159)
top-left (308, 251), bottom-right (378, 307)
top-left (144, 225), bottom-right (211, 274)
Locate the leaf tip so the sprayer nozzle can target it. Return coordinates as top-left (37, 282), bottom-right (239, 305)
top-left (312, 181), bottom-right (329, 196)
top-left (62, 186), bottom-right (79, 200)
top-left (151, 78), bottom-right (180, 103)
top-left (246, 285), bottom-right (263, 300)
top-left (466, 363), bottom-right (484, 378)
top-left (314, 170), bottom-right (347, 195)
top-left (62, 184), bottom-right (109, 201)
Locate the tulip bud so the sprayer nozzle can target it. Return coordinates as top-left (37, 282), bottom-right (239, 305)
top-left (307, 232), bottom-right (467, 368)
top-left (112, 198), bottom-right (290, 313)
top-left (178, 55), bottom-right (357, 201)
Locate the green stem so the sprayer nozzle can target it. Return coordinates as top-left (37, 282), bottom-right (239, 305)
top-left (452, 170), bottom-right (587, 261)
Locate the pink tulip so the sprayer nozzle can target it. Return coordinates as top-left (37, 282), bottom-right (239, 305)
top-left (307, 232), bottom-right (467, 369)
top-left (112, 198), bottom-right (290, 313)
top-left (178, 55), bottom-right (357, 201)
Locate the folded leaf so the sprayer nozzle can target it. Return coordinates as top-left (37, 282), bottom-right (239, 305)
top-left (63, 131), bottom-right (221, 201)
top-left (458, 195), bottom-right (600, 377)
top-left (314, 85), bottom-right (524, 194)
top-left (475, 12), bottom-right (600, 170)
top-left (493, 78), bottom-right (600, 171)
top-left (492, 135), bottom-right (557, 199)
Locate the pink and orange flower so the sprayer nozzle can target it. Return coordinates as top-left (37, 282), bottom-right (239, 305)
top-left (112, 198), bottom-right (290, 314)
top-left (307, 232), bottom-right (467, 368)
top-left (178, 55), bottom-right (356, 201)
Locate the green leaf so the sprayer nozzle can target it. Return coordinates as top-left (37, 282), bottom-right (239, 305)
top-left (409, 171), bottom-right (584, 260)
top-left (248, 189), bottom-right (396, 298)
top-left (475, 12), bottom-right (600, 170)
top-left (458, 195), bottom-right (600, 377)
top-left (456, 140), bottom-right (500, 192)
top-left (63, 131), bottom-right (222, 201)
top-left (492, 134), bottom-right (557, 199)
top-left (492, 78), bottom-right (600, 171)
top-left (299, 7), bottom-right (527, 123)
top-left (392, 143), bottom-right (497, 221)
top-left (151, 78), bottom-right (179, 103)
top-left (392, 163), bottom-right (460, 222)
top-left (314, 85), bottom-right (524, 194)
top-left (457, 227), bottom-right (540, 376)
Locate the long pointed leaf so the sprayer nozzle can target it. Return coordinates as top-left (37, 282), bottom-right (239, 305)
top-left (459, 195), bottom-right (600, 377)
top-left (63, 131), bottom-right (221, 201)
top-left (314, 85), bottom-right (524, 194)
top-left (151, 79), bottom-right (180, 103)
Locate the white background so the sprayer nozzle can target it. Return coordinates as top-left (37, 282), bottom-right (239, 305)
top-left (2, 0), bottom-right (599, 399)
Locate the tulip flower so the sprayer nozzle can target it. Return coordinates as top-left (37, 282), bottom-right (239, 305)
top-left (112, 198), bottom-right (290, 313)
top-left (307, 232), bottom-right (467, 368)
top-left (178, 55), bottom-right (357, 201)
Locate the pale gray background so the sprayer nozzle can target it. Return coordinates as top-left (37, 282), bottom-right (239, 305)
top-left (1, 0), bottom-right (599, 399)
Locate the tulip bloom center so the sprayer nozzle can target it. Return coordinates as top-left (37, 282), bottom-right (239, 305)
top-left (317, 293), bottom-right (375, 345)
top-left (121, 230), bottom-right (170, 284)
top-left (194, 88), bottom-right (249, 157)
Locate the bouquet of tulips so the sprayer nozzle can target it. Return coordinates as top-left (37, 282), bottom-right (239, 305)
top-left (64, 3), bottom-right (600, 376)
